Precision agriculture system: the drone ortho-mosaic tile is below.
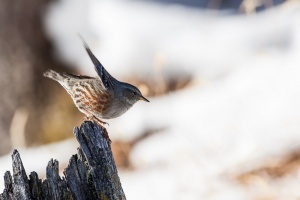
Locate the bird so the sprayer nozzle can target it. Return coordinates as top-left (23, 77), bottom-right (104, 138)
top-left (44, 37), bottom-right (149, 143)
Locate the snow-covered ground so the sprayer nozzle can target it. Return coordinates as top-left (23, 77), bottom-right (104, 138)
top-left (2, 0), bottom-right (300, 199)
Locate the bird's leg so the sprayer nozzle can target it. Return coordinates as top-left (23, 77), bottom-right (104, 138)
top-left (82, 113), bottom-right (111, 143)
top-left (96, 118), bottom-right (109, 126)
top-left (89, 116), bottom-right (111, 144)
top-left (83, 115), bottom-right (109, 126)
top-left (83, 110), bottom-right (109, 123)
top-left (83, 115), bottom-right (92, 122)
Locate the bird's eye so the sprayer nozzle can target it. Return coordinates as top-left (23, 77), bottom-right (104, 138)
top-left (133, 91), bottom-right (137, 95)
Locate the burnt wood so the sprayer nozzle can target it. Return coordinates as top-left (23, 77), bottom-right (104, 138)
top-left (0, 121), bottom-right (126, 200)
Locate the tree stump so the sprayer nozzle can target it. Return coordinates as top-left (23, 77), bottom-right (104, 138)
top-left (0, 121), bottom-right (126, 200)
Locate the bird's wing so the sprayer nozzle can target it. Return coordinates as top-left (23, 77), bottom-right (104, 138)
top-left (79, 36), bottom-right (115, 90)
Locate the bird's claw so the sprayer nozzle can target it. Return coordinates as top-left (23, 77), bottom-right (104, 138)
top-left (101, 121), bottom-right (109, 126)
top-left (83, 116), bottom-right (111, 143)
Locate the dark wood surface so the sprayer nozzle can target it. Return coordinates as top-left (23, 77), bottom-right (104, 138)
top-left (0, 121), bottom-right (126, 200)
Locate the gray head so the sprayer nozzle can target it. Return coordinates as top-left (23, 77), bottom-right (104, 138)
top-left (121, 82), bottom-right (149, 105)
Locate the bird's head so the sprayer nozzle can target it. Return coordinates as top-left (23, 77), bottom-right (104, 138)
top-left (121, 83), bottom-right (149, 105)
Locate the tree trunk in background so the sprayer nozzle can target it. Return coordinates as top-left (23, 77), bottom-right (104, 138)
top-left (0, 0), bottom-right (76, 155)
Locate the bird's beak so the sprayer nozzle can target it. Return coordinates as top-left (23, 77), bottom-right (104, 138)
top-left (139, 95), bottom-right (150, 102)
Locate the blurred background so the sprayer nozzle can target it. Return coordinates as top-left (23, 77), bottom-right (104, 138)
top-left (1, 0), bottom-right (300, 199)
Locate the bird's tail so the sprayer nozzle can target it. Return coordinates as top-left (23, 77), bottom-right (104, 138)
top-left (43, 69), bottom-right (68, 82)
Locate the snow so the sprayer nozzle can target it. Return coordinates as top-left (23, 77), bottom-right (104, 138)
top-left (2, 0), bottom-right (300, 199)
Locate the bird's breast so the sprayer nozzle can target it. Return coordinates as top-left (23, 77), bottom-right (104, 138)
top-left (101, 98), bottom-right (133, 119)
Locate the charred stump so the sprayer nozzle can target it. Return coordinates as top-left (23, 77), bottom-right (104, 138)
top-left (0, 121), bottom-right (126, 200)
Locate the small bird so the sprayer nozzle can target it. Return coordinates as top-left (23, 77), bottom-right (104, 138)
top-left (44, 38), bottom-right (149, 142)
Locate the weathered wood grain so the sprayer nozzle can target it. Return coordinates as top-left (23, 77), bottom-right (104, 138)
top-left (0, 121), bottom-right (126, 200)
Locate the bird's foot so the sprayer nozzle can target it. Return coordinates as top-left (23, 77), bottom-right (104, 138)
top-left (83, 116), bottom-right (111, 143)
top-left (97, 119), bottom-right (109, 126)
top-left (83, 116), bottom-right (109, 125)
top-left (83, 116), bottom-right (92, 122)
